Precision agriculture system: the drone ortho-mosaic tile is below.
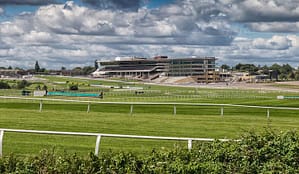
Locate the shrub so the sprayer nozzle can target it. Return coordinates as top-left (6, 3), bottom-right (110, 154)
top-left (42, 85), bottom-right (48, 91)
top-left (16, 80), bottom-right (30, 89)
top-left (0, 81), bottom-right (11, 89)
top-left (1, 129), bottom-right (299, 173)
top-left (69, 84), bottom-right (78, 90)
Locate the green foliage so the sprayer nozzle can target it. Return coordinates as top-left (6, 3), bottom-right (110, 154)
top-left (234, 63), bottom-right (258, 74)
top-left (42, 85), bottom-right (48, 91)
top-left (220, 64), bottom-right (230, 70)
top-left (34, 61), bottom-right (40, 73)
top-left (69, 84), bottom-right (79, 90)
top-left (95, 60), bottom-right (99, 69)
top-left (0, 81), bottom-right (11, 89)
top-left (82, 66), bottom-right (95, 75)
top-left (35, 84), bottom-right (41, 90)
top-left (1, 130), bottom-right (299, 173)
top-left (16, 80), bottom-right (30, 89)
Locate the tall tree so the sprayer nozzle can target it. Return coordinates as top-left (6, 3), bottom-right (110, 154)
top-left (220, 64), bottom-right (230, 70)
top-left (35, 61), bottom-right (40, 72)
top-left (95, 60), bottom-right (99, 70)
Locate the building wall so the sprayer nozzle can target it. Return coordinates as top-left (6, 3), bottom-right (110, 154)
top-left (96, 57), bottom-right (219, 83)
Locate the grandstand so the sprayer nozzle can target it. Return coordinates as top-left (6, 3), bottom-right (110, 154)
top-left (92, 56), bottom-right (219, 83)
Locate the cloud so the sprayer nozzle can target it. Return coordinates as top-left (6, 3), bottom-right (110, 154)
top-left (1, 0), bottom-right (299, 69)
top-left (221, 0), bottom-right (299, 23)
top-left (21, 1), bottom-right (234, 45)
top-left (216, 0), bottom-right (299, 32)
top-left (219, 35), bottom-right (299, 65)
top-left (0, 0), bottom-right (61, 5)
top-left (0, 1), bottom-right (230, 68)
top-left (247, 22), bottom-right (299, 33)
top-left (0, 7), bottom-right (3, 14)
top-left (81, 0), bottom-right (143, 11)
top-left (253, 35), bottom-right (292, 50)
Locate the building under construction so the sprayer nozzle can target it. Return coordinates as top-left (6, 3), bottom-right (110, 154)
top-left (92, 56), bottom-right (219, 83)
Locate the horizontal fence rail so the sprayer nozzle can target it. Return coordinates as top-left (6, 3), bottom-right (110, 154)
top-left (1, 96), bottom-right (299, 118)
top-left (0, 128), bottom-right (234, 157)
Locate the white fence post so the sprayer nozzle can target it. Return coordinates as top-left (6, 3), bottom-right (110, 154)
top-left (0, 130), bottom-right (4, 157)
top-left (95, 135), bottom-right (101, 156)
top-left (267, 108), bottom-right (270, 119)
top-left (39, 100), bottom-right (43, 112)
top-left (188, 139), bottom-right (192, 151)
top-left (130, 104), bottom-right (133, 115)
top-left (87, 102), bottom-right (91, 113)
top-left (173, 105), bottom-right (176, 116)
top-left (220, 106), bottom-right (224, 116)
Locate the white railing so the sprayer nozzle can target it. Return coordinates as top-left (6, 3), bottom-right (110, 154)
top-left (0, 128), bottom-right (233, 157)
top-left (1, 96), bottom-right (299, 118)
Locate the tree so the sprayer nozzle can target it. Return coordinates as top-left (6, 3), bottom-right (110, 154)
top-left (14, 67), bottom-right (23, 70)
top-left (35, 61), bottom-right (40, 72)
top-left (281, 64), bottom-right (293, 75)
top-left (39, 68), bottom-right (46, 72)
top-left (69, 84), bottom-right (78, 90)
top-left (270, 63), bottom-right (282, 74)
top-left (234, 63), bottom-right (258, 75)
top-left (82, 66), bottom-right (95, 75)
top-left (35, 85), bottom-right (41, 90)
top-left (0, 81), bottom-right (11, 89)
top-left (95, 60), bottom-right (99, 70)
top-left (220, 64), bottom-right (230, 70)
top-left (17, 80), bottom-right (30, 89)
top-left (261, 65), bottom-right (269, 75)
top-left (279, 74), bottom-right (287, 81)
top-left (42, 85), bottom-right (48, 91)
top-left (288, 72), bottom-right (295, 80)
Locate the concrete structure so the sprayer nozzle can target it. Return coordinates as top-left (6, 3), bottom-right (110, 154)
top-left (92, 56), bottom-right (219, 83)
top-left (0, 69), bottom-right (23, 78)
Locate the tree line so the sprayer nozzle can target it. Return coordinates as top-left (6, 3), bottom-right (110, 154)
top-left (0, 60), bottom-right (99, 76)
top-left (221, 63), bottom-right (299, 80)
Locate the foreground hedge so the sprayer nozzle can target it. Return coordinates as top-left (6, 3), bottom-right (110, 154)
top-left (1, 129), bottom-right (299, 173)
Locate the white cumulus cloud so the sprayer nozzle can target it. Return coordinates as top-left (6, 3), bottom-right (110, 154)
top-left (253, 35), bottom-right (292, 50)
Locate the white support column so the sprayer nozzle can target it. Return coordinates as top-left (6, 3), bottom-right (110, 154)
top-left (220, 107), bottom-right (224, 116)
top-left (0, 130), bottom-right (4, 157)
top-left (173, 105), bottom-right (176, 116)
top-left (130, 104), bottom-right (134, 115)
top-left (188, 139), bottom-right (192, 151)
top-left (87, 102), bottom-right (91, 113)
top-left (267, 108), bottom-right (270, 119)
top-left (95, 135), bottom-right (101, 156)
top-left (39, 100), bottom-right (43, 112)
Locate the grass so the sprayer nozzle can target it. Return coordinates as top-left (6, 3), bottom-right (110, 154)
top-left (1, 75), bottom-right (299, 155)
top-left (1, 103), bottom-right (299, 155)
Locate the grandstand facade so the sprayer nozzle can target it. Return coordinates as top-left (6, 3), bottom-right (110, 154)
top-left (92, 56), bottom-right (219, 83)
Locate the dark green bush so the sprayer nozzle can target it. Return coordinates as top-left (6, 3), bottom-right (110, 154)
top-left (0, 81), bottom-right (10, 89)
top-left (1, 129), bottom-right (299, 173)
top-left (16, 80), bottom-right (30, 89)
top-left (69, 84), bottom-right (79, 90)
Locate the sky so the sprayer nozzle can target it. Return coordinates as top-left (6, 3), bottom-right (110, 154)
top-left (0, 0), bottom-right (299, 69)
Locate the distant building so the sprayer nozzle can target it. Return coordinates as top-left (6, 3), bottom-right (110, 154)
top-left (0, 69), bottom-right (26, 78)
top-left (92, 56), bottom-right (219, 83)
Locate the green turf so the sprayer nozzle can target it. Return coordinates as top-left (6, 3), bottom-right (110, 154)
top-left (0, 105), bottom-right (299, 155)
top-left (1, 76), bottom-right (299, 155)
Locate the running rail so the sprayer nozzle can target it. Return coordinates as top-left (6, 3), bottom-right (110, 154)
top-left (0, 128), bottom-right (234, 157)
top-left (1, 95), bottom-right (299, 110)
